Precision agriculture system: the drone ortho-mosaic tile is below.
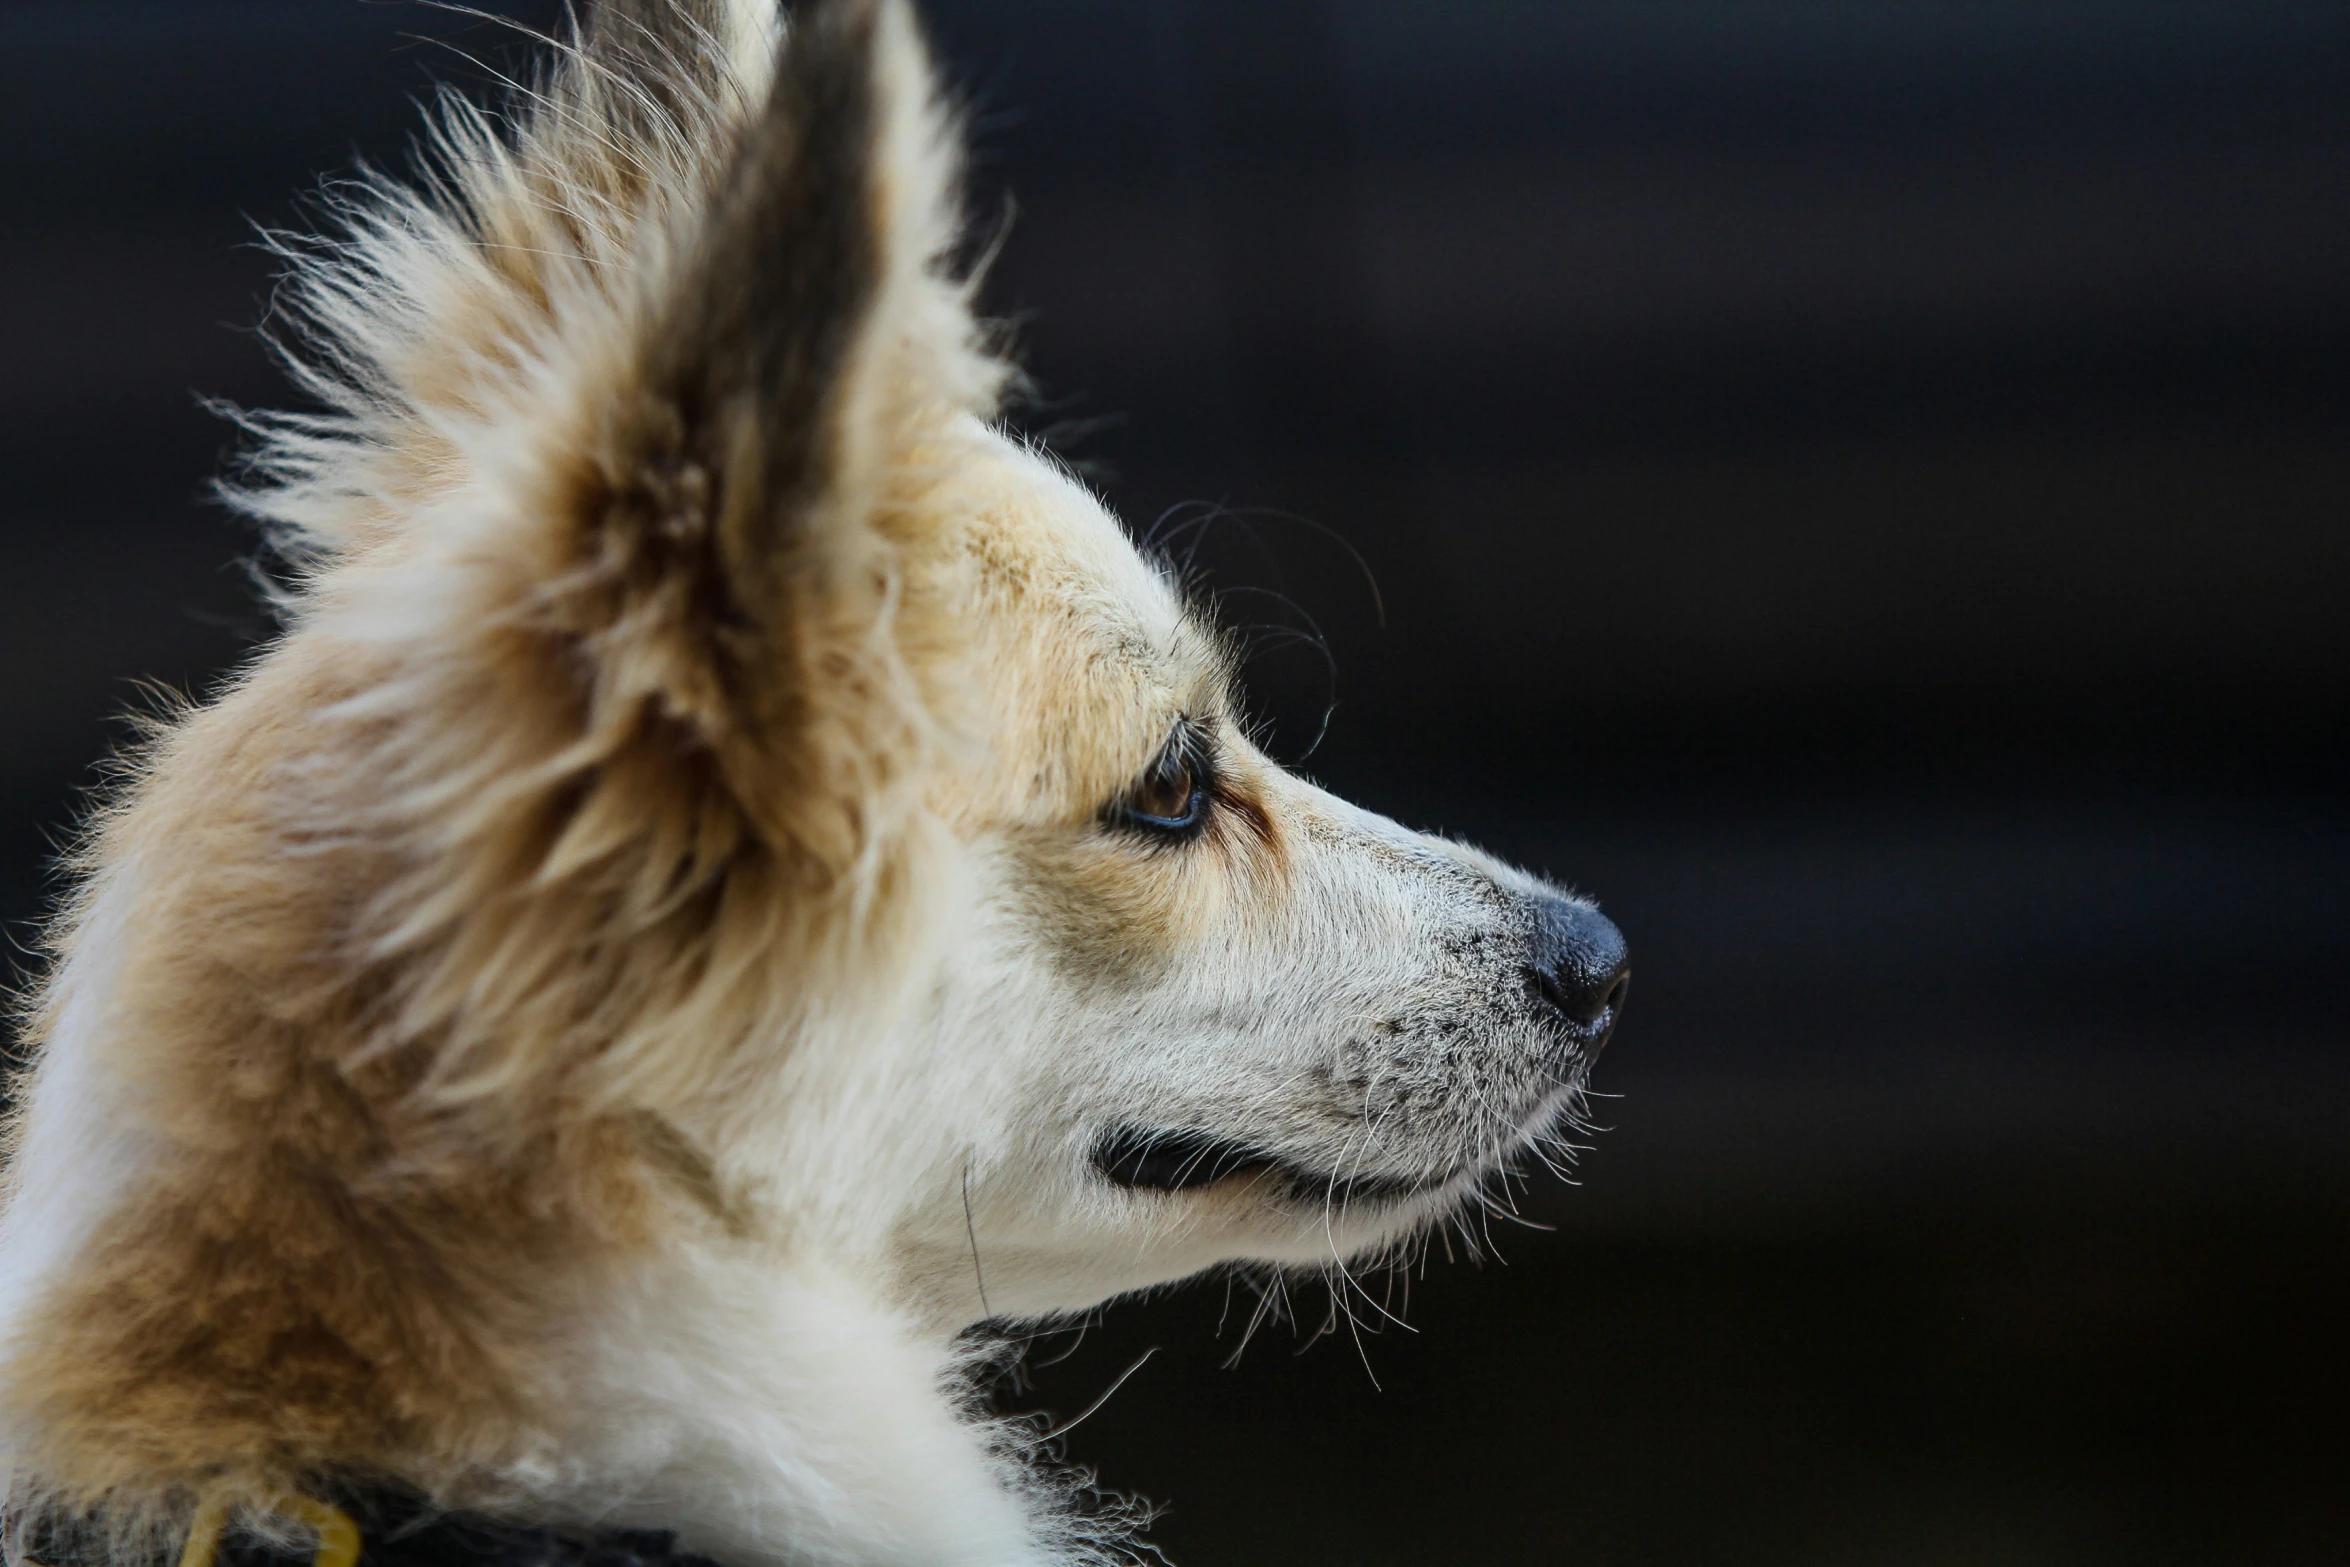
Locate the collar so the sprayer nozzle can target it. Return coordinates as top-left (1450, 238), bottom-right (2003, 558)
top-left (29, 1491), bottom-right (726, 1567)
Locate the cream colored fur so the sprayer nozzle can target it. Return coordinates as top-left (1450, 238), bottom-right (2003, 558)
top-left (0, 4), bottom-right (1612, 1563)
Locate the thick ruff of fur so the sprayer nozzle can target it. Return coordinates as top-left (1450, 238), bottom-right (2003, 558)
top-left (0, 3), bottom-right (1620, 1564)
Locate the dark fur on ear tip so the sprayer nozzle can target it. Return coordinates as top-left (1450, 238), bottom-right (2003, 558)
top-left (642, 0), bottom-right (899, 569)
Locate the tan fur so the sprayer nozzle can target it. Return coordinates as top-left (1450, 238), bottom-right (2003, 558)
top-left (0, 4), bottom-right (1614, 1561)
top-left (5, 0), bottom-right (1002, 1525)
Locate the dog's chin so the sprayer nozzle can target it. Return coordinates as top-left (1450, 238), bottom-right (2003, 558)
top-left (1091, 1125), bottom-right (1476, 1210)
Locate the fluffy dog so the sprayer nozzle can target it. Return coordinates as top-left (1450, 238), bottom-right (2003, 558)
top-left (0, 2), bottom-right (1627, 1562)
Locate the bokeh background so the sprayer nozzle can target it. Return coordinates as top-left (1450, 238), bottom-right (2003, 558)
top-left (4, 3), bottom-right (2346, 1563)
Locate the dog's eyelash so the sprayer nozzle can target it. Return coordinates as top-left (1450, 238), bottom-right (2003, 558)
top-left (1106, 723), bottom-right (1215, 840)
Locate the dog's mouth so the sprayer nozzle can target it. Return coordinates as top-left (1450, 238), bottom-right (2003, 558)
top-left (1091, 1125), bottom-right (1464, 1206)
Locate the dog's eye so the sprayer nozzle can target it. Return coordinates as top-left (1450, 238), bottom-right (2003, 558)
top-left (1130, 761), bottom-right (1200, 826)
top-left (1110, 732), bottom-right (1212, 837)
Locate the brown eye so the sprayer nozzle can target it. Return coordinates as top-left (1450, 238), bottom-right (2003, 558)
top-left (1130, 760), bottom-right (1199, 825)
top-left (1111, 729), bottom-right (1213, 836)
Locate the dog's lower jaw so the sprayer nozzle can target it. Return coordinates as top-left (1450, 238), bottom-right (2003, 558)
top-left (892, 1177), bottom-right (1476, 1335)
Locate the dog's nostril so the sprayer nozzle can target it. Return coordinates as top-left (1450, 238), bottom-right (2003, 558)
top-left (1526, 898), bottom-right (1630, 1035)
top-left (1530, 962), bottom-right (1620, 1025)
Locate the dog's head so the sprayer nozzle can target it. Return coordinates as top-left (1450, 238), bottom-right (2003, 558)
top-left (877, 455), bottom-right (1628, 1321)
top-left (209, 0), bottom-right (1625, 1330)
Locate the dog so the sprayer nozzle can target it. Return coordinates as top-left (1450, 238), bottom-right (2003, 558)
top-left (0, 2), bottom-right (1627, 1563)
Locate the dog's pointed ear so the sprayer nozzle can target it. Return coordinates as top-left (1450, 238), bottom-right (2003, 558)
top-left (546, 0), bottom-right (1004, 872)
top-left (215, 1), bottom-right (1005, 1102)
top-left (641, 0), bottom-right (975, 588)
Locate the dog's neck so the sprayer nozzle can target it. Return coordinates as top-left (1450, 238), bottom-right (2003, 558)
top-left (511, 1243), bottom-right (1044, 1567)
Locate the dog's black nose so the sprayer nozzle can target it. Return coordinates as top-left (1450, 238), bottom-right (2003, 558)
top-left (1527, 896), bottom-right (1629, 1049)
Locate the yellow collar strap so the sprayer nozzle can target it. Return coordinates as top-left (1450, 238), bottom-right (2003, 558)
top-left (176, 1498), bottom-right (360, 1567)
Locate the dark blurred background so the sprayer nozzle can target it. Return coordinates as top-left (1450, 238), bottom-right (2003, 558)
top-left (4, 2), bottom-right (2347, 1562)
